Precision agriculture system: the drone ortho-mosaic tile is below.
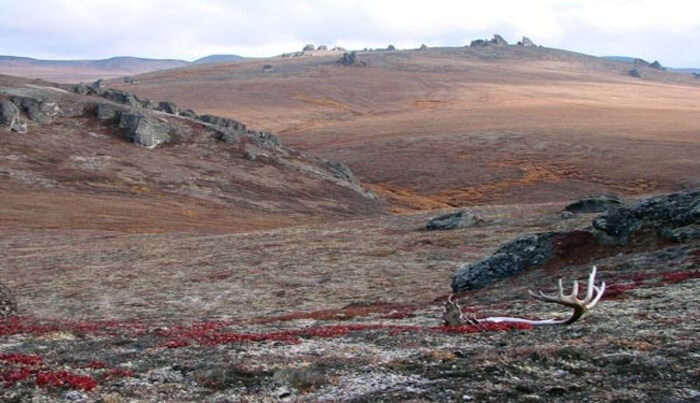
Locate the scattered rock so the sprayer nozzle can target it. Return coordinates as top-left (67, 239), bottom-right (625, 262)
top-left (628, 68), bottom-right (641, 78)
top-left (426, 210), bottom-right (479, 231)
top-left (263, 64), bottom-right (274, 72)
top-left (118, 111), bottom-right (171, 148)
top-left (564, 195), bottom-right (623, 214)
top-left (517, 37), bottom-right (536, 47)
top-left (0, 99), bottom-right (25, 132)
top-left (0, 281), bottom-right (17, 317)
top-left (156, 101), bottom-right (178, 115)
top-left (452, 232), bottom-right (557, 291)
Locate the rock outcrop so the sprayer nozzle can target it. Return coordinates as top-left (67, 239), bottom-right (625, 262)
top-left (517, 37), bottom-right (536, 47)
top-left (470, 34), bottom-right (509, 47)
top-left (592, 190), bottom-right (699, 245)
top-left (426, 210), bottom-right (479, 231)
top-left (564, 195), bottom-right (623, 214)
top-left (452, 190), bottom-right (699, 292)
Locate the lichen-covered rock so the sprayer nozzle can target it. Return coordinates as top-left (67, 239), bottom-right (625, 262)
top-left (452, 232), bottom-right (557, 291)
top-left (426, 210), bottom-right (479, 231)
top-left (118, 112), bottom-right (171, 148)
top-left (592, 190), bottom-right (699, 245)
top-left (0, 281), bottom-right (17, 318)
top-left (564, 195), bottom-right (623, 214)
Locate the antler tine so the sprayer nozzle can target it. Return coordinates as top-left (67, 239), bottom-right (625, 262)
top-left (585, 281), bottom-right (606, 309)
top-left (585, 266), bottom-right (597, 302)
top-left (570, 279), bottom-right (580, 301)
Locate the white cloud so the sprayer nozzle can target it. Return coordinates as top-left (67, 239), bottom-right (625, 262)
top-left (0, 0), bottom-right (698, 66)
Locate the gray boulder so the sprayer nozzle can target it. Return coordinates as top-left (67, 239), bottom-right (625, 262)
top-left (0, 99), bottom-right (26, 132)
top-left (452, 232), bottom-right (557, 292)
top-left (156, 101), bottom-right (178, 115)
top-left (426, 210), bottom-right (478, 231)
top-left (592, 190), bottom-right (699, 245)
top-left (118, 112), bottom-right (171, 148)
top-left (564, 195), bottom-right (623, 214)
top-left (95, 103), bottom-right (126, 121)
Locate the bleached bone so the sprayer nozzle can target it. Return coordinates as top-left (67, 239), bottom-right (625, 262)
top-left (443, 266), bottom-right (605, 326)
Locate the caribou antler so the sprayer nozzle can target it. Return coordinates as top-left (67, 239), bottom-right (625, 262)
top-left (443, 266), bottom-right (605, 326)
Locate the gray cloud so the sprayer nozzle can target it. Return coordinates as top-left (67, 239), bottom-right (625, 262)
top-left (0, 0), bottom-right (698, 67)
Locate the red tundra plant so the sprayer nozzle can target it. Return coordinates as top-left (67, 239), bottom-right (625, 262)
top-left (35, 371), bottom-right (97, 391)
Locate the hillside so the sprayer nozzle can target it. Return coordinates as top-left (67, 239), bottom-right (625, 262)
top-left (0, 75), bottom-right (381, 233)
top-left (112, 45), bottom-right (700, 212)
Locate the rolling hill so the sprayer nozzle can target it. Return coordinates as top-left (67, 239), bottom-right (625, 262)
top-left (109, 45), bottom-right (700, 212)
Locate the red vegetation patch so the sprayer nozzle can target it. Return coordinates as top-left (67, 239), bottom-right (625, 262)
top-left (660, 271), bottom-right (700, 285)
top-left (35, 371), bottom-right (97, 391)
top-left (159, 321), bottom-right (532, 349)
top-left (254, 302), bottom-right (419, 323)
top-left (0, 353), bottom-right (43, 366)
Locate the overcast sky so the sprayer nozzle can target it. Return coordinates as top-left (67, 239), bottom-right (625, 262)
top-left (1, 0), bottom-right (699, 67)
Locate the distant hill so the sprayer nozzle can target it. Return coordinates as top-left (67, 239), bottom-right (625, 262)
top-left (0, 54), bottom-right (246, 83)
top-left (604, 56), bottom-right (699, 74)
top-left (603, 56), bottom-right (637, 64)
top-left (193, 54), bottom-right (245, 65)
top-left (0, 55), bottom-right (190, 83)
